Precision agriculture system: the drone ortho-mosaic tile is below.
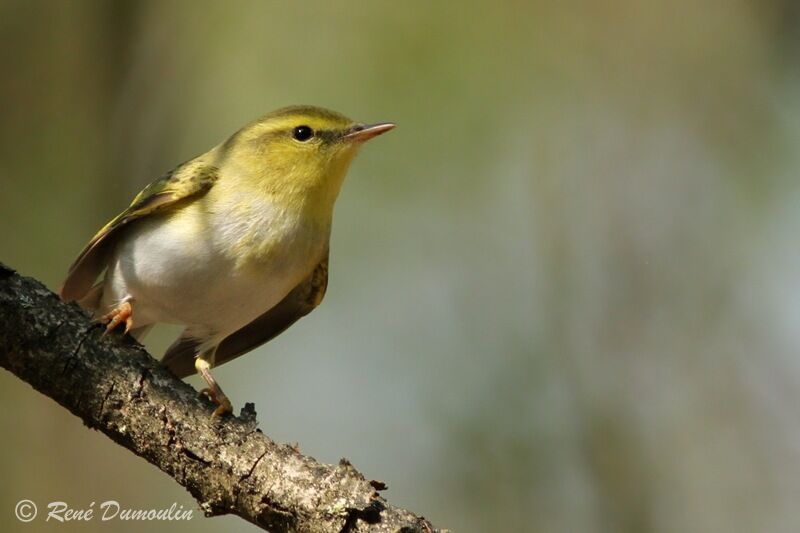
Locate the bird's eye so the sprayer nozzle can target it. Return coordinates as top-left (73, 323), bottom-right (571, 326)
top-left (292, 125), bottom-right (314, 142)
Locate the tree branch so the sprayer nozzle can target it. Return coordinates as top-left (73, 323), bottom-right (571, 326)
top-left (0, 263), bottom-right (443, 533)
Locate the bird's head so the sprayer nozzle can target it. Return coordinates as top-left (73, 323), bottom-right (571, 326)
top-left (219, 105), bottom-right (394, 212)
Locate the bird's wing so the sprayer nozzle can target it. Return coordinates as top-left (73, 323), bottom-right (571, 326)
top-left (161, 254), bottom-right (329, 379)
top-left (60, 160), bottom-right (219, 302)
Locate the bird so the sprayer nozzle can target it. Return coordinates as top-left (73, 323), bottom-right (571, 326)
top-left (60, 105), bottom-right (395, 417)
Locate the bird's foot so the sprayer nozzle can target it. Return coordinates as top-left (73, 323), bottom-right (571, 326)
top-left (200, 387), bottom-right (233, 418)
top-left (196, 356), bottom-right (233, 418)
top-left (97, 300), bottom-right (134, 336)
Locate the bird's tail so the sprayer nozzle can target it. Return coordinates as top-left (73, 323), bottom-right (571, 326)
top-left (77, 282), bottom-right (104, 311)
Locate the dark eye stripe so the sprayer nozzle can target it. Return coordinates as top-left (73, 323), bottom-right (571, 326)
top-left (315, 129), bottom-right (345, 143)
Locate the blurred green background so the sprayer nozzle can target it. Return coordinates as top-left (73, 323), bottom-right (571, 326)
top-left (2, 1), bottom-right (800, 532)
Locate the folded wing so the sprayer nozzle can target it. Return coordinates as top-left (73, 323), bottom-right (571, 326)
top-left (60, 160), bottom-right (219, 303)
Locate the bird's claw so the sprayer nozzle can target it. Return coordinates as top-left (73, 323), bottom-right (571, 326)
top-left (97, 301), bottom-right (134, 336)
top-left (199, 387), bottom-right (233, 418)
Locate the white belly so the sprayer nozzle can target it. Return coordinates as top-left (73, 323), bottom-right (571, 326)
top-left (100, 197), bottom-right (326, 343)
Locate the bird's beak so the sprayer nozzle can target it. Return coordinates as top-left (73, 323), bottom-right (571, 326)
top-left (344, 122), bottom-right (396, 142)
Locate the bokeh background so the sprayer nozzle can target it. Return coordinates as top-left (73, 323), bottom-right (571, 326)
top-left (2, 1), bottom-right (800, 532)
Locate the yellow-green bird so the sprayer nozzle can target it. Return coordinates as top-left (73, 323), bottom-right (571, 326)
top-left (60, 106), bottom-right (395, 416)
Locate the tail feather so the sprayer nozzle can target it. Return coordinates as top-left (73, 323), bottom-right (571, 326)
top-left (76, 282), bottom-right (104, 312)
top-left (161, 331), bottom-right (202, 379)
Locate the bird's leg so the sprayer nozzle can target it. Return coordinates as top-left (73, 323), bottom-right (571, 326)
top-left (97, 298), bottom-right (135, 336)
top-left (196, 351), bottom-right (233, 418)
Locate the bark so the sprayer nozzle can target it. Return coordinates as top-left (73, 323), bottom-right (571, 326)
top-left (0, 263), bottom-right (443, 533)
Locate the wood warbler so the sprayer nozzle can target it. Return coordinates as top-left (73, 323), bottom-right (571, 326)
top-left (60, 106), bottom-right (395, 416)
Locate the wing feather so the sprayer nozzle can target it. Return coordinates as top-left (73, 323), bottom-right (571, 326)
top-left (60, 160), bottom-right (218, 302)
